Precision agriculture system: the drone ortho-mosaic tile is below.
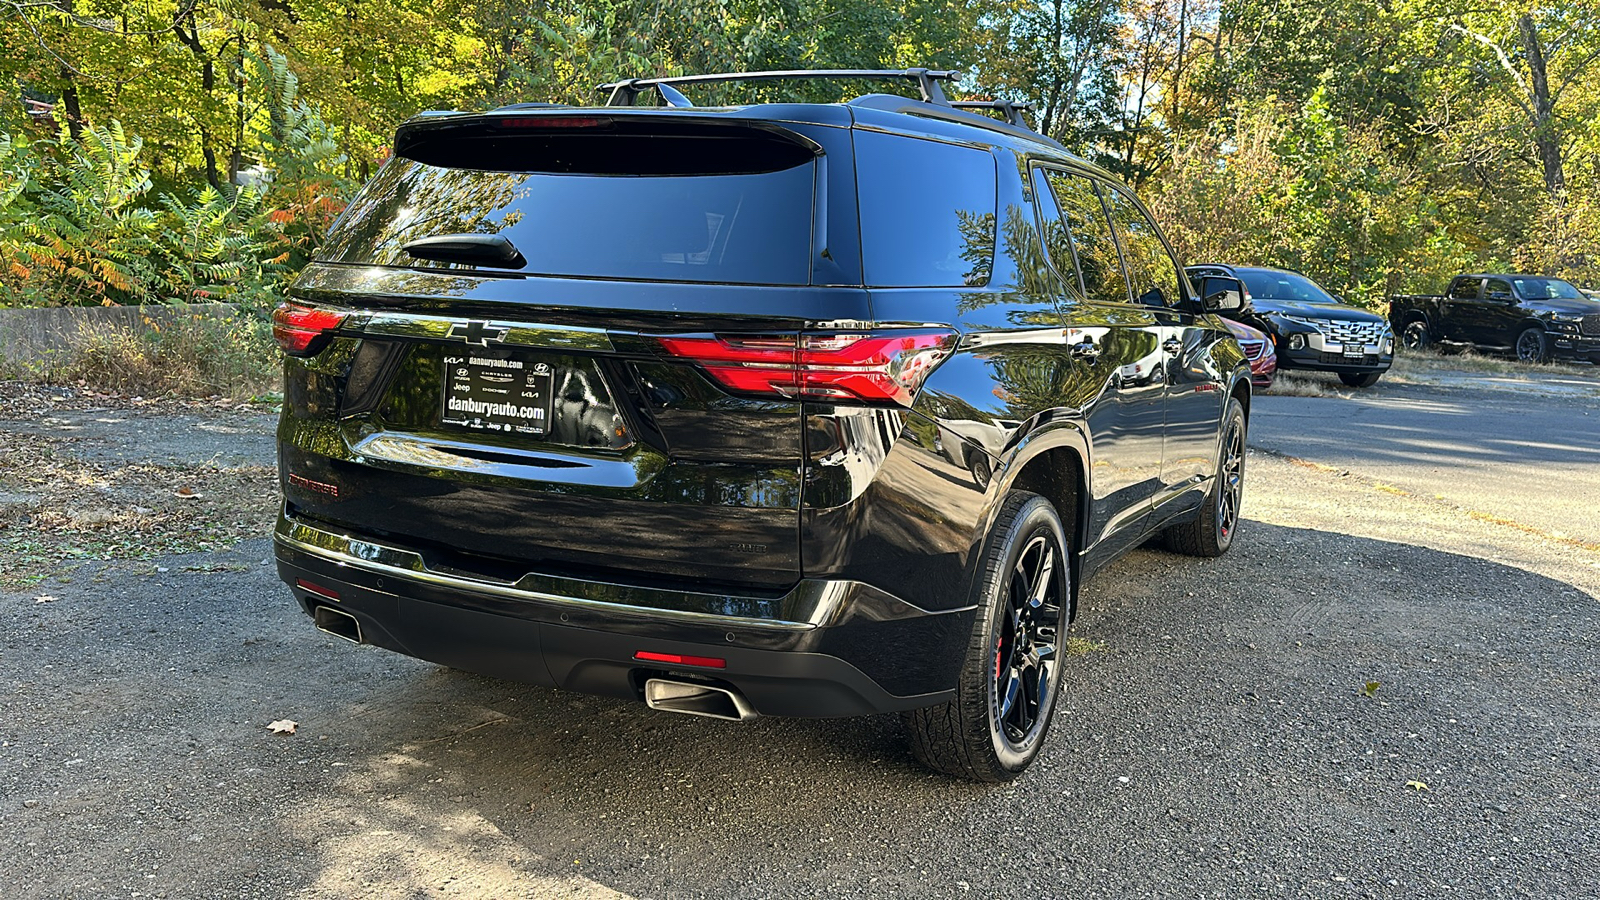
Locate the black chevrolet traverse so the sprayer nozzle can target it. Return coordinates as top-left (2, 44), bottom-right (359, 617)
top-left (271, 69), bottom-right (1253, 781)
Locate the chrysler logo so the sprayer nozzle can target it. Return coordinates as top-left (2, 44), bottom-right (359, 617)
top-left (446, 321), bottom-right (508, 346)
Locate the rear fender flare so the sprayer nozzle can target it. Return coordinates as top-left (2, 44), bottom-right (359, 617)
top-left (964, 417), bottom-right (1091, 616)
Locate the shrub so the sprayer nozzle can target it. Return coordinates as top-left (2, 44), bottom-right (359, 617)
top-left (2, 311), bottom-right (280, 400)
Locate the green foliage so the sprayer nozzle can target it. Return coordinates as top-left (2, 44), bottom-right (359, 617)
top-left (150, 185), bottom-right (278, 306)
top-left (1, 0), bottom-right (1598, 310)
top-left (5, 122), bottom-right (159, 306)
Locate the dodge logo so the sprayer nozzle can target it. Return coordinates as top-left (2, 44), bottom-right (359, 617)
top-left (446, 321), bottom-right (509, 346)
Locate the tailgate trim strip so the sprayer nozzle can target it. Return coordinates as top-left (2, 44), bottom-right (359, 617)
top-left (355, 310), bottom-right (614, 352)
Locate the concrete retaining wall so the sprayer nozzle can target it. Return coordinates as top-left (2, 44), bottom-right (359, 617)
top-left (0, 303), bottom-right (240, 367)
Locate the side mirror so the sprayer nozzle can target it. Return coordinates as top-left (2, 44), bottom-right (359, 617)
top-left (1198, 276), bottom-right (1245, 313)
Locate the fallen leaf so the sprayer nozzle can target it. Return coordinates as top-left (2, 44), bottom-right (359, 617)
top-left (1406, 780), bottom-right (1428, 791)
top-left (34, 595), bottom-right (56, 604)
top-left (267, 719), bottom-right (298, 735)
top-left (174, 486), bottom-right (201, 499)
top-left (1361, 681), bottom-right (1380, 698)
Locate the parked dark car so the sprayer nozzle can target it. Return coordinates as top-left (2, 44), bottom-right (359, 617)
top-left (270, 68), bottom-right (1253, 782)
top-left (1187, 264), bottom-right (1394, 387)
top-left (1223, 318), bottom-right (1276, 389)
top-left (1389, 274), bottom-right (1600, 363)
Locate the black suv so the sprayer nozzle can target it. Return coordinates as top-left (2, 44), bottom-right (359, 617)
top-left (271, 69), bottom-right (1252, 781)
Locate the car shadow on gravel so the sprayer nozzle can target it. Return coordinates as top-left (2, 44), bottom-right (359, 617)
top-left (274, 523), bottom-right (1597, 897)
top-left (5, 521), bottom-right (1597, 898)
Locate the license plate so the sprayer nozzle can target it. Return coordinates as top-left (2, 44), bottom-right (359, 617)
top-left (1342, 343), bottom-right (1367, 357)
top-left (441, 352), bottom-right (553, 435)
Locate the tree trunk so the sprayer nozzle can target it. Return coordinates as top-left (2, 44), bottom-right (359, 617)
top-left (173, 11), bottom-right (222, 189)
top-left (55, 0), bottom-right (84, 140)
top-left (1171, 0), bottom-right (1187, 132)
top-left (1517, 15), bottom-right (1565, 198)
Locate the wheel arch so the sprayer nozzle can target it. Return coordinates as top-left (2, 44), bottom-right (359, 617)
top-left (985, 421), bottom-right (1089, 620)
top-left (1229, 372), bottom-right (1251, 421)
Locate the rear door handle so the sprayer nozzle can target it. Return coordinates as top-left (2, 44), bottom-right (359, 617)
top-left (1162, 338), bottom-right (1183, 355)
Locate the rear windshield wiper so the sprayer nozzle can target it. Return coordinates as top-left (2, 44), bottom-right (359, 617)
top-left (402, 233), bottom-right (526, 269)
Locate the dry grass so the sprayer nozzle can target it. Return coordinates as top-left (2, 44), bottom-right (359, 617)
top-left (1, 312), bottom-right (281, 400)
top-left (1258, 371), bottom-right (1355, 398)
top-left (1387, 348), bottom-right (1595, 381)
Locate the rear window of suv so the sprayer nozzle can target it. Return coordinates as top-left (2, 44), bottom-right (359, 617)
top-left (854, 131), bottom-right (997, 287)
top-left (317, 131), bottom-right (818, 286)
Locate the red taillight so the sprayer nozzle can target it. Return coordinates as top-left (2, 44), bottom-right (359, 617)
top-left (272, 302), bottom-right (346, 356)
top-left (655, 330), bottom-right (957, 406)
top-left (634, 651), bottom-right (726, 669)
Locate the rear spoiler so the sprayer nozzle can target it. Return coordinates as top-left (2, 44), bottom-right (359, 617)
top-left (392, 109), bottom-right (826, 175)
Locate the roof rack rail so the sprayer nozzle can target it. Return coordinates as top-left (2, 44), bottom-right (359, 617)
top-left (950, 99), bottom-right (1033, 129)
top-left (847, 94), bottom-right (1063, 150)
top-left (597, 68), bottom-right (959, 108)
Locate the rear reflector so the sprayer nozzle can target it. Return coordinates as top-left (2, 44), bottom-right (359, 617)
top-left (295, 578), bottom-right (340, 601)
top-left (272, 302), bottom-right (347, 356)
top-left (634, 651), bottom-right (727, 669)
top-left (656, 330), bottom-right (957, 406)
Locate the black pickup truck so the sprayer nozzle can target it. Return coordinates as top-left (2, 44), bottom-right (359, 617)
top-left (1389, 274), bottom-right (1600, 363)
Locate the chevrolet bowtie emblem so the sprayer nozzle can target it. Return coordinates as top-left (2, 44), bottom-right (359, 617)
top-left (446, 321), bottom-right (508, 346)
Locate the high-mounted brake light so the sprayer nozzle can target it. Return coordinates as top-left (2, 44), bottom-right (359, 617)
top-left (272, 302), bottom-right (347, 357)
top-left (655, 330), bottom-right (957, 406)
top-left (495, 116), bottom-right (605, 129)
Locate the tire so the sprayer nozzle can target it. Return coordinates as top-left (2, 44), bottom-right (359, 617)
top-left (969, 454), bottom-right (993, 489)
top-left (1400, 319), bottom-right (1430, 352)
top-left (1516, 326), bottom-right (1550, 364)
top-left (905, 491), bottom-right (1069, 782)
top-left (1163, 397), bottom-right (1245, 557)
top-left (1338, 371), bottom-right (1382, 388)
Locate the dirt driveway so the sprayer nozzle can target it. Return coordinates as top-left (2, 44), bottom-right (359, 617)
top-left (1, 376), bottom-right (1597, 898)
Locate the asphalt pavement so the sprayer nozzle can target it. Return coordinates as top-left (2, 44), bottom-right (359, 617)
top-left (2, 373), bottom-right (1598, 899)
top-left (1251, 381), bottom-right (1600, 546)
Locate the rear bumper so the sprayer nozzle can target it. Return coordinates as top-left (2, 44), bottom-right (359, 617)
top-left (273, 507), bottom-right (968, 717)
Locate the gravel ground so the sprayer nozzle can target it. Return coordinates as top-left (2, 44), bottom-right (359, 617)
top-left (1, 380), bottom-right (1597, 899)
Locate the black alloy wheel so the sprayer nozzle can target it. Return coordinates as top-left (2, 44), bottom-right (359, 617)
top-left (1516, 326), bottom-right (1550, 364)
top-left (1401, 320), bottom-right (1430, 351)
top-left (906, 491), bottom-right (1069, 782)
top-left (1164, 397), bottom-right (1246, 557)
top-left (992, 531), bottom-right (1061, 746)
top-left (1216, 414), bottom-right (1245, 542)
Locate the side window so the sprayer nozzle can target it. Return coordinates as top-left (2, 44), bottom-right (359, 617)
top-left (855, 131), bottom-right (997, 287)
top-left (1042, 170), bottom-right (1129, 305)
top-left (1485, 278), bottom-right (1513, 299)
top-left (1103, 187), bottom-right (1184, 308)
top-left (1031, 168), bottom-right (1082, 299)
top-left (1448, 278), bottom-right (1482, 301)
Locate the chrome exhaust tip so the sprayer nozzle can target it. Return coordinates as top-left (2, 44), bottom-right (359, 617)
top-left (644, 678), bottom-right (758, 722)
top-left (312, 604), bottom-right (363, 644)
